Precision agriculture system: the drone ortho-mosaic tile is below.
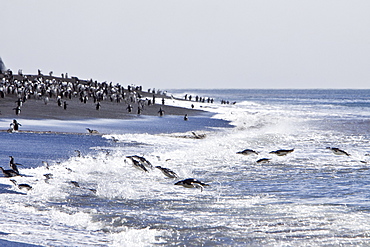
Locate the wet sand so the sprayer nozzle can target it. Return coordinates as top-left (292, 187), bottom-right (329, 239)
top-left (0, 94), bottom-right (201, 120)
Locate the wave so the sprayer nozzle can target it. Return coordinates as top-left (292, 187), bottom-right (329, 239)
top-left (1, 90), bottom-right (370, 246)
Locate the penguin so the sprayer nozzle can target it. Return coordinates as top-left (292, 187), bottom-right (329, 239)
top-left (326, 147), bottom-right (350, 156)
top-left (128, 158), bottom-right (148, 172)
top-left (256, 158), bottom-right (271, 164)
top-left (126, 104), bottom-right (133, 113)
top-left (70, 181), bottom-right (80, 187)
top-left (10, 119), bottom-right (21, 131)
top-left (43, 173), bottom-right (53, 180)
top-left (42, 161), bottom-right (50, 170)
top-left (0, 167), bottom-right (19, 177)
top-left (86, 128), bottom-right (99, 134)
top-left (236, 149), bottom-right (259, 155)
top-left (10, 179), bottom-right (32, 191)
top-left (13, 106), bottom-right (21, 115)
top-left (9, 156), bottom-right (23, 174)
top-left (269, 149), bottom-right (294, 156)
top-left (96, 102), bottom-right (101, 110)
top-left (158, 107), bottom-right (165, 116)
top-left (110, 136), bottom-right (120, 143)
top-left (175, 178), bottom-right (209, 192)
top-left (191, 132), bottom-right (206, 139)
top-left (155, 166), bottom-right (179, 179)
top-left (75, 150), bottom-right (82, 157)
top-left (126, 155), bottom-right (153, 170)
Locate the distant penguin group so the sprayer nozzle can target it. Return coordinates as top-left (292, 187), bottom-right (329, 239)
top-left (236, 146), bottom-right (355, 164)
top-left (236, 148), bottom-right (295, 164)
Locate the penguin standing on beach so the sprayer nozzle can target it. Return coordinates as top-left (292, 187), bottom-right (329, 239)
top-left (15, 98), bottom-right (23, 107)
top-left (13, 106), bottom-right (21, 115)
top-left (57, 97), bottom-right (62, 107)
top-left (158, 107), bottom-right (165, 117)
top-left (96, 102), bottom-right (101, 110)
top-left (63, 101), bottom-right (68, 110)
top-left (10, 119), bottom-right (21, 131)
top-left (126, 104), bottom-right (133, 113)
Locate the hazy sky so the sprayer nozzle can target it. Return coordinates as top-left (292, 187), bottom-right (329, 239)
top-left (2, 1), bottom-right (370, 89)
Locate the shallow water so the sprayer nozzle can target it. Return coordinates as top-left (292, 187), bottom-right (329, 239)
top-left (0, 89), bottom-right (370, 246)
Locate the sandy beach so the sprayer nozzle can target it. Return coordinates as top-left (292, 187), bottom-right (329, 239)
top-left (0, 93), bottom-right (201, 120)
top-left (0, 73), bottom-right (203, 121)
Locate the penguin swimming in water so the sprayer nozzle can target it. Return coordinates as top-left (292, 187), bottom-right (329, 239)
top-left (69, 180), bottom-right (96, 193)
top-left (86, 128), bottom-right (99, 134)
top-left (256, 158), bottom-right (271, 164)
top-left (75, 150), bottom-right (82, 157)
top-left (70, 181), bottom-right (80, 187)
top-left (237, 149), bottom-right (259, 155)
top-left (110, 136), bottom-right (120, 143)
top-left (326, 147), bottom-right (350, 156)
top-left (155, 166), bottom-right (179, 179)
top-left (125, 156), bottom-right (149, 172)
top-left (191, 132), bottom-right (206, 139)
top-left (0, 167), bottom-right (19, 177)
top-left (269, 149), bottom-right (294, 156)
top-left (10, 179), bottom-right (32, 191)
top-left (43, 173), bottom-right (53, 183)
top-left (126, 155), bottom-right (153, 170)
top-left (175, 178), bottom-right (209, 192)
top-left (132, 159), bottom-right (148, 172)
top-left (42, 161), bottom-right (50, 170)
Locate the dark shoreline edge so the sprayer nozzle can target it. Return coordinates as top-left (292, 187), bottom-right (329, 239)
top-left (0, 93), bottom-right (204, 120)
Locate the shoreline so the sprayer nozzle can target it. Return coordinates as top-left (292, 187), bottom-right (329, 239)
top-left (0, 93), bottom-right (203, 120)
top-left (0, 73), bottom-right (208, 121)
top-left (0, 112), bottom-right (229, 135)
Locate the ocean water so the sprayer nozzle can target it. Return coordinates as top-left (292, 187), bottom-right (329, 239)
top-left (0, 89), bottom-right (370, 246)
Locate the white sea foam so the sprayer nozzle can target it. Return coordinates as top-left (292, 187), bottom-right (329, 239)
top-left (1, 90), bottom-right (370, 246)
